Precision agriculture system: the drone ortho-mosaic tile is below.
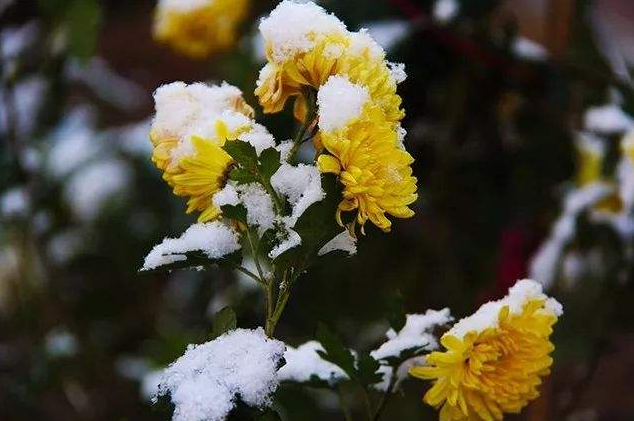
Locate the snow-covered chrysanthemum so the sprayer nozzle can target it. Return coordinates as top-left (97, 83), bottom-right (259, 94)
top-left (316, 77), bottom-right (417, 232)
top-left (149, 82), bottom-right (274, 221)
top-left (254, 0), bottom-right (404, 125)
top-left (410, 279), bottom-right (563, 421)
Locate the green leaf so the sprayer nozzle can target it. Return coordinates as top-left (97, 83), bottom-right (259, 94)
top-left (210, 307), bottom-right (237, 340)
top-left (259, 148), bottom-right (282, 181)
top-left (257, 409), bottom-right (282, 421)
top-left (220, 204), bottom-right (247, 224)
top-left (315, 322), bottom-right (356, 379)
top-left (387, 291), bottom-right (406, 333)
top-left (356, 353), bottom-right (383, 386)
top-left (379, 344), bottom-right (430, 368)
top-left (228, 167), bottom-right (258, 184)
top-left (64, 0), bottom-right (101, 60)
top-left (273, 174), bottom-right (342, 266)
top-left (223, 141), bottom-right (258, 171)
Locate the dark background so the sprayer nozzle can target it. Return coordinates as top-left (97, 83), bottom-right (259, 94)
top-left (1, 0), bottom-right (633, 419)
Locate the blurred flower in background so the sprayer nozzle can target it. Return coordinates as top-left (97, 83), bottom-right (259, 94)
top-left (153, 0), bottom-right (250, 58)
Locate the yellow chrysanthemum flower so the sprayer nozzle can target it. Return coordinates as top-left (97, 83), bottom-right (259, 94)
top-left (153, 0), bottom-right (249, 59)
top-left (255, 1), bottom-right (404, 124)
top-left (410, 279), bottom-right (563, 421)
top-left (575, 133), bottom-right (623, 213)
top-left (316, 76), bottom-right (417, 232)
top-left (168, 122), bottom-right (249, 222)
top-left (575, 133), bottom-right (604, 187)
top-left (150, 82), bottom-right (268, 221)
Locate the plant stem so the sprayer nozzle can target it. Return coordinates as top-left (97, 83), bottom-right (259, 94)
top-left (265, 278), bottom-right (276, 336)
top-left (232, 264), bottom-right (266, 287)
top-left (245, 229), bottom-right (266, 282)
top-left (265, 269), bottom-right (294, 337)
top-left (336, 386), bottom-right (353, 421)
top-left (362, 388), bottom-right (374, 421)
top-left (261, 90), bottom-right (317, 336)
top-left (288, 88), bottom-right (318, 163)
top-left (259, 173), bottom-right (285, 214)
top-left (372, 370), bottom-right (397, 421)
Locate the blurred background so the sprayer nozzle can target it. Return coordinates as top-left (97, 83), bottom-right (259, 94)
top-left (1, 0), bottom-right (634, 419)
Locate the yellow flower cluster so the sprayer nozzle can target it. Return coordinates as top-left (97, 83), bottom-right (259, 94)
top-left (153, 0), bottom-right (249, 59)
top-left (149, 82), bottom-right (272, 221)
top-left (410, 279), bottom-right (562, 421)
top-left (255, 1), bottom-right (416, 233)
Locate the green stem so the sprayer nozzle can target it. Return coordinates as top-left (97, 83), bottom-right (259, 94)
top-left (372, 370), bottom-right (397, 421)
top-left (362, 388), bottom-right (374, 421)
top-left (245, 229), bottom-right (266, 282)
top-left (288, 88), bottom-right (318, 163)
top-left (336, 386), bottom-right (353, 421)
top-left (265, 270), bottom-right (292, 337)
top-left (231, 264), bottom-right (265, 287)
top-left (265, 278), bottom-right (276, 336)
top-left (259, 174), bottom-right (285, 215)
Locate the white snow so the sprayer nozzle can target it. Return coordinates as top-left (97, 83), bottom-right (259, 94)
top-left (584, 104), bottom-right (634, 134)
top-left (576, 131), bottom-right (605, 159)
top-left (388, 62), bottom-right (407, 84)
top-left (259, 0), bottom-right (347, 63)
top-left (348, 28), bottom-right (385, 60)
top-left (237, 183), bottom-right (277, 234)
top-left (275, 140), bottom-right (294, 163)
top-left (0, 76), bottom-right (47, 139)
top-left (65, 56), bottom-right (146, 111)
top-left (142, 222), bottom-right (241, 271)
top-left (212, 182), bottom-right (277, 234)
top-left (171, 111), bottom-right (252, 162)
top-left (107, 119), bottom-right (154, 157)
top-left (20, 147), bottom-right (41, 172)
top-left (156, 328), bottom-right (285, 421)
top-left (64, 159), bottom-right (131, 221)
top-left (241, 124), bottom-right (276, 156)
top-left (318, 230), bottom-right (357, 256)
top-left (45, 328), bottom-right (79, 358)
top-left (448, 279), bottom-right (563, 339)
top-left (212, 183), bottom-right (240, 208)
top-left (529, 181), bottom-right (614, 285)
top-left (269, 227), bottom-right (301, 260)
top-left (371, 309), bottom-right (452, 361)
top-left (370, 310), bottom-right (452, 392)
top-left (0, 21), bottom-right (39, 61)
top-left (433, 0), bottom-right (459, 24)
top-left (618, 141), bottom-right (634, 209)
top-left (363, 20), bottom-right (410, 51)
top-left (47, 229), bottom-right (84, 264)
top-left (271, 163), bottom-right (324, 227)
top-left (142, 370), bottom-right (163, 401)
top-left (278, 341), bottom-right (348, 384)
top-left (513, 37), bottom-right (549, 61)
top-left (373, 357), bottom-right (425, 392)
top-left (317, 76), bottom-right (369, 132)
top-left (0, 186), bottom-right (29, 218)
top-left (46, 108), bottom-right (99, 178)
top-left (152, 81), bottom-right (254, 163)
